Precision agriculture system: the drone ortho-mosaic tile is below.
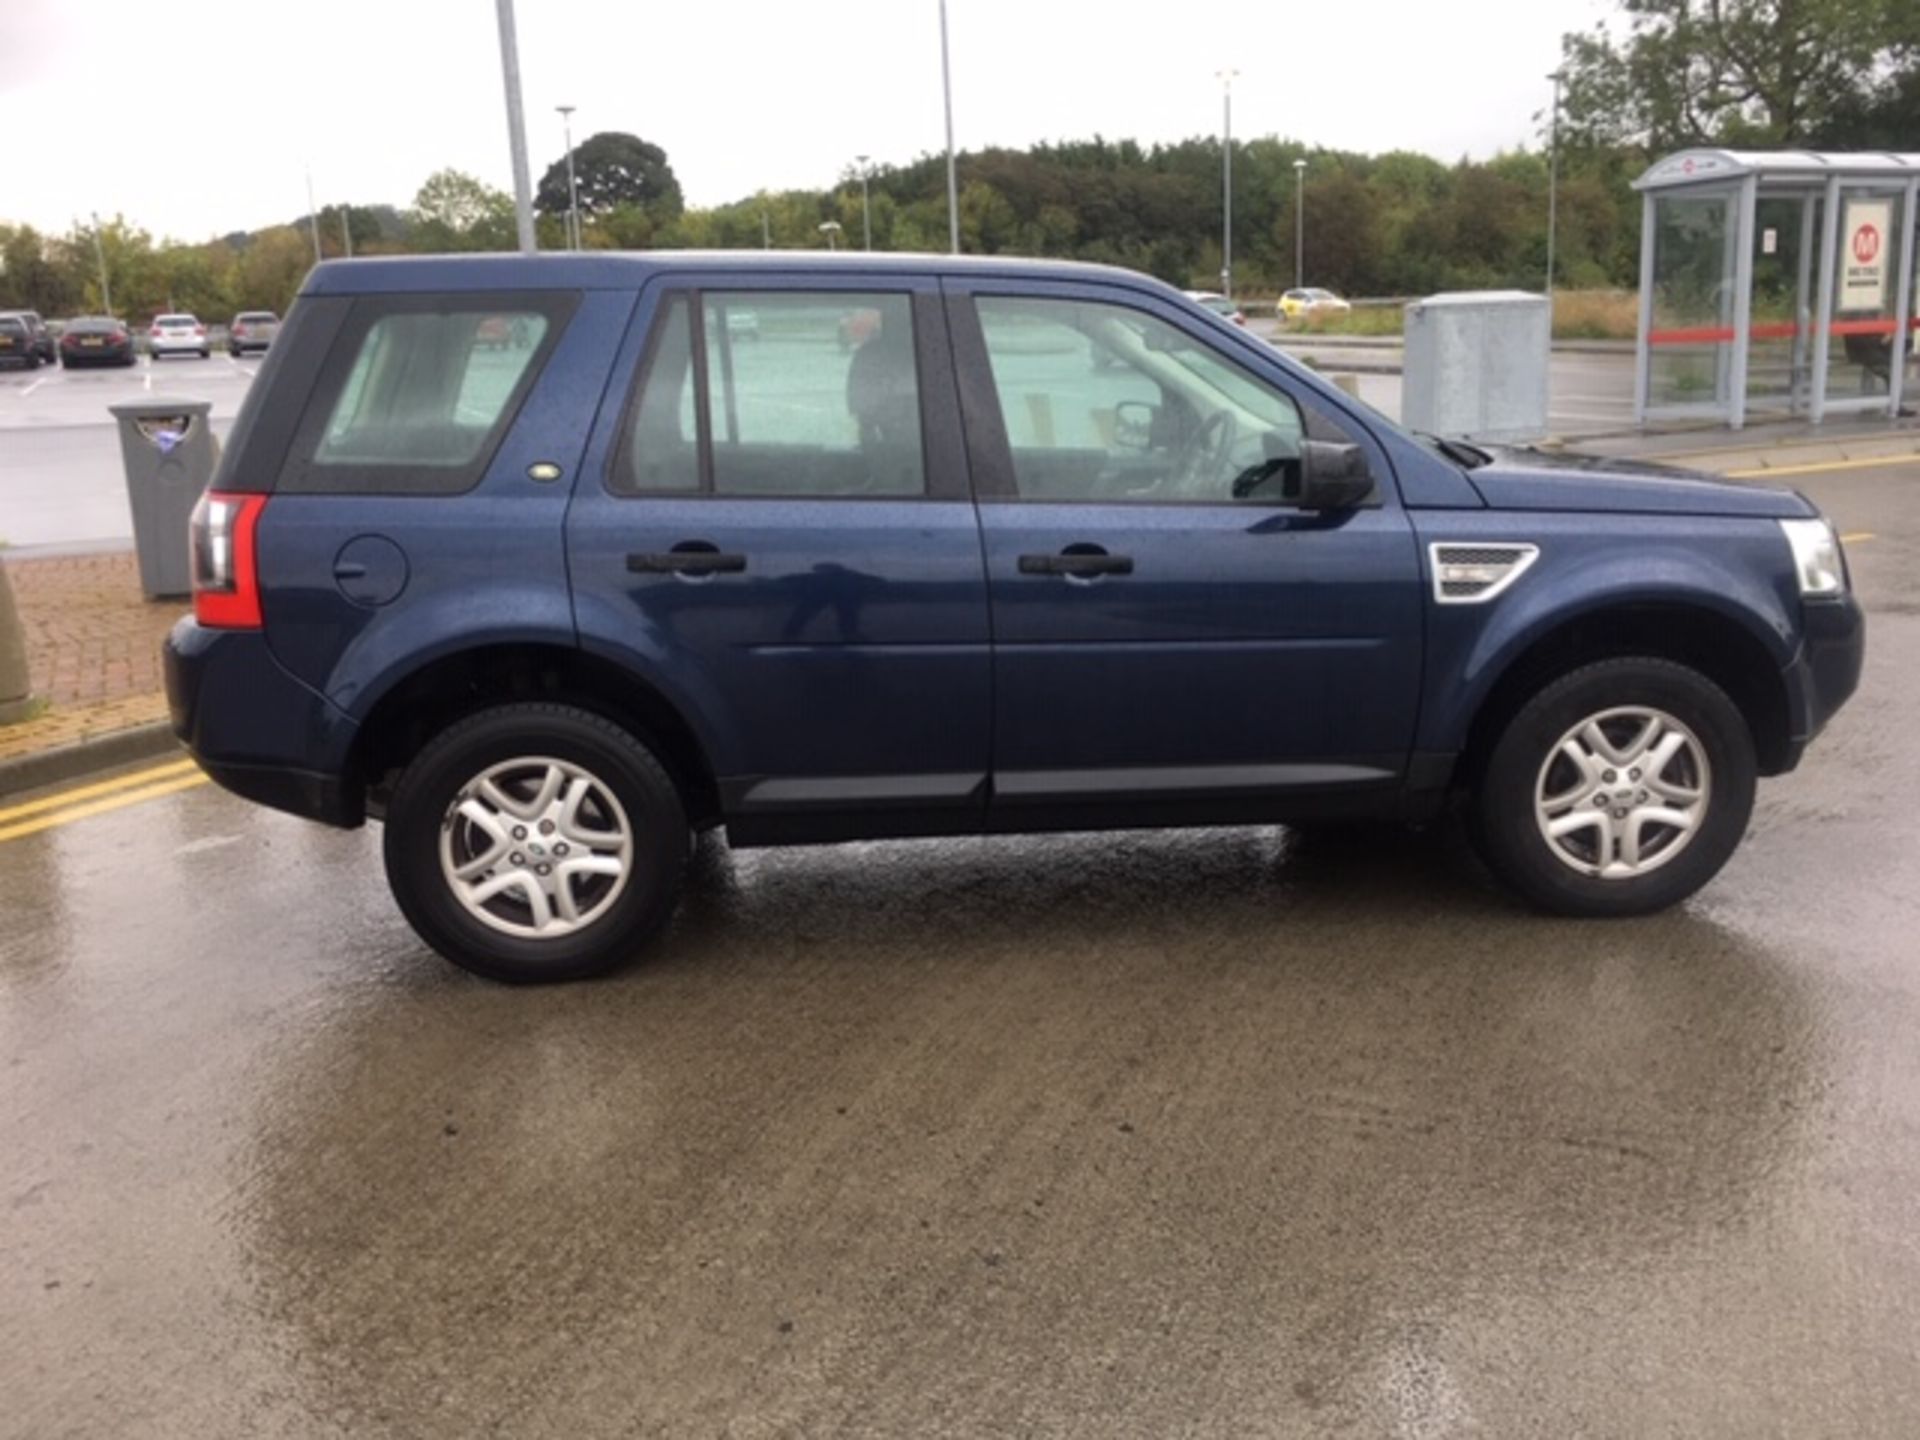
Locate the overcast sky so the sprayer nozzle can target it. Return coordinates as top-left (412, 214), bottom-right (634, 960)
top-left (0, 0), bottom-right (1610, 241)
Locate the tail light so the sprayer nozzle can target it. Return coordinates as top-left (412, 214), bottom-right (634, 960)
top-left (190, 492), bottom-right (268, 628)
top-left (194, 324), bottom-right (206, 337)
top-left (150, 326), bottom-right (162, 338)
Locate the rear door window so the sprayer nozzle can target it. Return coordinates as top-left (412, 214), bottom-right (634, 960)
top-left (612, 289), bottom-right (925, 498)
top-left (281, 292), bottom-right (577, 494)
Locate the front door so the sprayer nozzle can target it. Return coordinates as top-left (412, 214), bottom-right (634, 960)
top-left (944, 281), bottom-right (1423, 814)
top-left (568, 276), bottom-right (991, 835)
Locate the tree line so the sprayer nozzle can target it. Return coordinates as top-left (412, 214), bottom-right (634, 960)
top-left (2, 0), bottom-right (1913, 322)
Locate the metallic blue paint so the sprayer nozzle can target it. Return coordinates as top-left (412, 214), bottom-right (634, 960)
top-left (162, 252), bottom-right (1865, 839)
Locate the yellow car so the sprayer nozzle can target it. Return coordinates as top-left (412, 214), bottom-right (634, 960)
top-left (1278, 287), bottom-right (1353, 322)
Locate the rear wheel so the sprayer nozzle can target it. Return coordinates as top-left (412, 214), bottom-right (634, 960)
top-left (1473, 658), bottom-right (1757, 916)
top-left (383, 703), bottom-right (689, 982)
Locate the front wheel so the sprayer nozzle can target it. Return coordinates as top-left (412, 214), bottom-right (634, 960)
top-left (1473, 658), bottom-right (1757, 916)
top-left (382, 703), bottom-right (689, 982)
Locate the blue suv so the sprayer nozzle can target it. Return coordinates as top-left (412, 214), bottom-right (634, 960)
top-left (165, 254), bottom-right (1864, 982)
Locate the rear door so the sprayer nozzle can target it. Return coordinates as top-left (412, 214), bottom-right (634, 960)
top-left (944, 278), bottom-right (1423, 814)
top-left (568, 272), bottom-right (992, 836)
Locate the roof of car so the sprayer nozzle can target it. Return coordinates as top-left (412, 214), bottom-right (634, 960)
top-left (300, 250), bottom-right (1182, 297)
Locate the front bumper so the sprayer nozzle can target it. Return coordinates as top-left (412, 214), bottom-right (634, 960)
top-left (1778, 593), bottom-right (1865, 770)
top-left (164, 618), bottom-right (364, 827)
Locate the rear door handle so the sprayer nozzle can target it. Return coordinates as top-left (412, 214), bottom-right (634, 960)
top-left (627, 548), bottom-right (747, 575)
top-left (1018, 550), bottom-right (1134, 577)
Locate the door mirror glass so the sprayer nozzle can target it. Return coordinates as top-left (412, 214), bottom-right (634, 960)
top-left (1111, 399), bottom-right (1157, 451)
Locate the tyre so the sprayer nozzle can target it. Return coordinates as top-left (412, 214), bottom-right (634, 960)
top-left (198, 348), bottom-right (209, 359)
top-left (1472, 657), bottom-right (1756, 916)
top-left (382, 702), bottom-right (689, 982)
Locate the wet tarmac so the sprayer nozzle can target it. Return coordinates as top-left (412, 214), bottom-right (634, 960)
top-left (2, 464), bottom-right (1917, 1437)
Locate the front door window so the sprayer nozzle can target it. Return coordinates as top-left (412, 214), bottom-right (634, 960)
top-left (974, 295), bottom-right (1307, 505)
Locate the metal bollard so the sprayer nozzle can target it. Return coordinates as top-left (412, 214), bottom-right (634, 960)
top-left (0, 562), bottom-right (37, 726)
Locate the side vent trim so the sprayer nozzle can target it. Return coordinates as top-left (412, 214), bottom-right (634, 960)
top-left (1429, 542), bottom-right (1540, 605)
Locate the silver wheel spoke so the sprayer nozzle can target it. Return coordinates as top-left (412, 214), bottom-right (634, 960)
top-left (1646, 773), bottom-right (1702, 804)
top-left (1616, 813), bottom-right (1641, 869)
top-left (527, 763), bottom-right (565, 816)
top-left (1625, 714), bottom-right (1663, 763)
top-left (1548, 809), bottom-right (1605, 839)
top-left (1581, 721), bottom-right (1629, 767)
top-left (478, 777), bottom-right (529, 819)
top-left (1643, 730), bottom-right (1689, 781)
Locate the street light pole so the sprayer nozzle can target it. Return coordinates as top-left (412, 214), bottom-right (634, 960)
top-left (939, 0), bottom-right (960, 254)
top-left (1293, 158), bottom-right (1307, 290)
top-left (558, 105), bottom-right (580, 251)
top-left (1546, 69), bottom-right (1564, 296)
top-left (90, 213), bottom-right (111, 316)
top-left (493, 0), bottom-right (537, 254)
top-left (305, 169), bottom-right (323, 263)
top-left (340, 203), bottom-right (353, 258)
top-left (856, 154), bottom-right (873, 251)
top-left (1217, 69), bottom-right (1238, 299)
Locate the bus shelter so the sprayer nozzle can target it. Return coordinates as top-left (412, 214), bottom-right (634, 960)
top-left (1633, 150), bottom-right (1920, 429)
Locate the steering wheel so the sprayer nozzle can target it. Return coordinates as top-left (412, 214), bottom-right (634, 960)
top-left (1180, 409), bottom-right (1238, 494)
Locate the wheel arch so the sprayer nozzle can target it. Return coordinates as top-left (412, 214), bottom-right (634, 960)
top-left (348, 642), bottom-right (722, 826)
top-left (1454, 600), bottom-right (1795, 788)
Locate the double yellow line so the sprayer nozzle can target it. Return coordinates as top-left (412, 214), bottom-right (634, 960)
top-left (0, 758), bottom-right (209, 843)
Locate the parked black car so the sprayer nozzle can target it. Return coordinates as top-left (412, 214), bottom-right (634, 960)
top-left (58, 316), bottom-right (137, 368)
top-left (0, 310), bottom-right (55, 365)
top-left (0, 314), bottom-right (37, 369)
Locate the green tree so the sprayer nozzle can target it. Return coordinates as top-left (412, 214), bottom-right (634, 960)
top-left (409, 169), bottom-right (515, 251)
top-left (536, 133), bottom-right (682, 229)
top-left (1558, 0), bottom-right (1913, 150)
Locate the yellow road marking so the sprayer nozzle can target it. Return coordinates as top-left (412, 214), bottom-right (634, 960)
top-left (0, 772), bottom-right (209, 843)
top-left (0, 757), bottom-right (199, 826)
top-left (1841, 531), bottom-right (1877, 544)
top-left (1726, 453), bottom-right (1920, 479)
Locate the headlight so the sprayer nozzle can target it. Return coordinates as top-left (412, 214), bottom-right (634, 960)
top-left (1779, 518), bottom-right (1847, 597)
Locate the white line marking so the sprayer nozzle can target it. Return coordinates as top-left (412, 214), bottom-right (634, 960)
top-left (20, 377), bottom-right (45, 397)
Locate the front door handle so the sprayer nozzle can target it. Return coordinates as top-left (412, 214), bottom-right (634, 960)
top-left (627, 546), bottom-right (747, 575)
top-left (1018, 548), bottom-right (1134, 577)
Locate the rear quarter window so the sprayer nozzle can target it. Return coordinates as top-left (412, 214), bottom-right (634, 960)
top-left (277, 292), bottom-right (578, 495)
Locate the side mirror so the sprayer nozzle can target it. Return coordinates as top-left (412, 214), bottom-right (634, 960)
top-left (1111, 399), bottom-right (1157, 451)
top-left (1294, 440), bottom-right (1375, 510)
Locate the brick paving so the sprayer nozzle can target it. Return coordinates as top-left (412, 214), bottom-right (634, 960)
top-left (1, 552), bottom-right (183, 765)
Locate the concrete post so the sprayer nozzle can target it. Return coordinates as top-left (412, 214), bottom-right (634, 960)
top-left (0, 562), bottom-right (37, 726)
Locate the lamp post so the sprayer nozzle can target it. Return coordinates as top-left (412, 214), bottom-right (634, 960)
top-left (493, 0), bottom-right (537, 253)
top-left (1545, 69), bottom-right (1564, 296)
top-left (1217, 68), bottom-right (1238, 300)
top-left (855, 154), bottom-right (873, 251)
top-left (305, 169), bottom-right (323, 263)
top-left (1293, 158), bottom-right (1307, 289)
top-left (90, 213), bottom-right (112, 316)
top-left (939, 0), bottom-right (960, 254)
top-left (558, 104), bottom-right (581, 250)
top-left (819, 221), bottom-right (844, 252)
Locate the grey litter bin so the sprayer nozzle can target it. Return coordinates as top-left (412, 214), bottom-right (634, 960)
top-left (108, 400), bottom-right (222, 600)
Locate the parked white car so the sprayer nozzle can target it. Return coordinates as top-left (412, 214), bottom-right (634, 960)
top-left (148, 313), bottom-right (209, 359)
top-left (1182, 290), bottom-right (1247, 327)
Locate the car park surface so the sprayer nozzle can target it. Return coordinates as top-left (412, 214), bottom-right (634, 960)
top-left (0, 456), bottom-right (1912, 1437)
